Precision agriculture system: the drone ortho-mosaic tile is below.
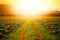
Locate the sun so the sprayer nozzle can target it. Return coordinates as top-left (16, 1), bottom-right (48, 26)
top-left (10, 0), bottom-right (59, 18)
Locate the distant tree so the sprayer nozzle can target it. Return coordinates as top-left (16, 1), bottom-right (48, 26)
top-left (45, 11), bottom-right (60, 16)
top-left (0, 4), bottom-right (14, 16)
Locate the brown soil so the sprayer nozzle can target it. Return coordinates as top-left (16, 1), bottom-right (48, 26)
top-left (32, 21), bottom-right (44, 40)
top-left (17, 23), bottom-right (28, 40)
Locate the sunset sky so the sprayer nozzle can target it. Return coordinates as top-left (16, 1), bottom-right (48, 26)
top-left (0, 0), bottom-right (60, 17)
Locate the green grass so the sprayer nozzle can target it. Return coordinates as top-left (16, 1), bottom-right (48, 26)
top-left (1, 22), bottom-right (25, 40)
top-left (24, 24), bottom-right (37, 40)
top-left (35, 17), bottom-right (60, 40)
top-left (37, 24), bottom-right (56, 40)
top-left (0, 16), bottom-right (25, 40)
top-left (1, 16), bottom-right (60, 40)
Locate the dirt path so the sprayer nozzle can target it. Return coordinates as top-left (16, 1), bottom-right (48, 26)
top-left (31, 21), bottom-right (44, 40)
top-left (17, 20), bottom-right (43, 40)
top-left (17, 23), bottom-right (28, 40)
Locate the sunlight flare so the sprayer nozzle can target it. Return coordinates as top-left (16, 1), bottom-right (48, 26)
top-left (1, 0), bottom-right (60, 17)
top-left (12, 0), bottom-right (59, 17)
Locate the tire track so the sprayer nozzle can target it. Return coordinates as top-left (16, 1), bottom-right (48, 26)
top-left (31, 21), bottom-right (44, 40)
top-left (17, 22), bottom-right (28, 40)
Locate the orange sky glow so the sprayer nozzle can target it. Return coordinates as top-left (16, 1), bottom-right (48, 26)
top-left (0, 0), bottom-right (60, 18)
